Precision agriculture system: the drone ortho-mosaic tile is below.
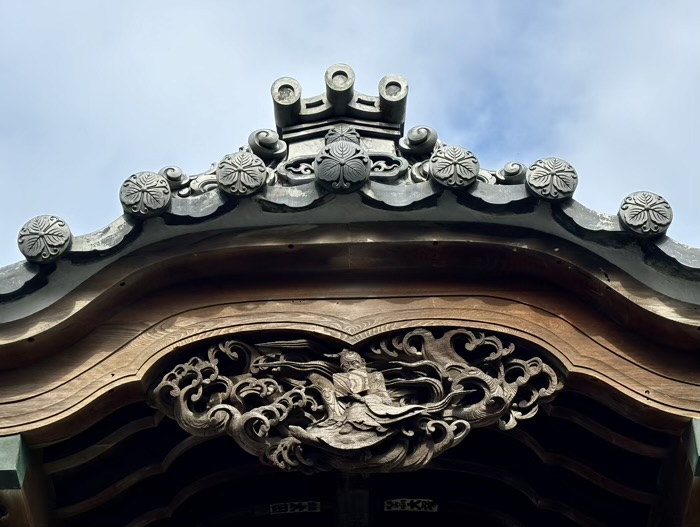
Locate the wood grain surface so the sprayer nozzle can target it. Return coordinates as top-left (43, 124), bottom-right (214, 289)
top-left (0, 271), bottom-right (697, 445)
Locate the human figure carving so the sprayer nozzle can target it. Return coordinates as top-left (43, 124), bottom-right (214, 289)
top-left (289, 350), bottom-right (432, 450)
top-left (153, 330), bottom-right (562, 472)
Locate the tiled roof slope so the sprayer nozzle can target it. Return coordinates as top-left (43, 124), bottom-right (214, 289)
top-left (1, 65), bottom-right (697, 326)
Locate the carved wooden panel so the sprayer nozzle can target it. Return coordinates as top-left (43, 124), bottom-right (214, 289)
top-left (152, 328), bottom-right (561, 473)
top-left (0, 275), bottom-right (698, 446)
top-left (0, 271), bottom-right (698, 525)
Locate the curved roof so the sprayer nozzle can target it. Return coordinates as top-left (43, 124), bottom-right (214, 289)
top-left (2, 66), bottom-right (700, 526)
top-left (0, 64), bottom-right (698, 335)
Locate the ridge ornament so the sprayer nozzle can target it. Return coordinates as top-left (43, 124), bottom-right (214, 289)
top-left (618, 191), bottom-right (673, 238)
top-left (216, 151), bottom-right (268, 196)
top-left (314, 125), bottom-right (371, 193)
top-left (120, 172), bottom-right (172, 218)
top-left (17, 215), bottom-right (72, 263)
top-left (429, 145), bottom-right (480, 188)
top-left (525, 157), bottom-right (578, 201)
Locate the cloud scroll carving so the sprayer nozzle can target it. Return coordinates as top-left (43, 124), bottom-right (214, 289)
top-left (151, 328), bottom-right (562, 474)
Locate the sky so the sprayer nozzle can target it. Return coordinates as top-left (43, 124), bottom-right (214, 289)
top-left (1, 1), bottom-right (699, 266)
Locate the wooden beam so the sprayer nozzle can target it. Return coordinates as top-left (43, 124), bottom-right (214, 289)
top-left (651, 419), bottom-right (700, 526)
top-left (0, 435), bottom-right (51, 527)
top-left (683, 420), bottom-right (700, 526)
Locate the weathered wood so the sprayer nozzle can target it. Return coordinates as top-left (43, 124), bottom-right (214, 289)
top-left (55, 434), bottom-right (211, 520)
top-left (44, 413), bottom-right (162, 475)
top-left (542, 403), bottom-right (669, 458)
top-left (2, 63), bottom-right (700, 525)
top-left (0, 229), bottom-right (697, 524)
top-left (122, 465), bottom-right (278, 527)
top-left (0, 436), bottom-right (50, 527)
top-left (149, 331), bottom-right (560, 473)
top-left (679, 421), bottom-right (700, 526)
top-left (0, 273), bottom-right (698, 445)
top-left (2, 227), bottom-right (700, 364)
top-left (650, 419), bottom-right (700, 526)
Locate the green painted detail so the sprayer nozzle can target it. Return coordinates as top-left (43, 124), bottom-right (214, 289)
top-left (689, 419), bottom-right (700, 477)
top-left (0, 435), bottom-right (28, 489)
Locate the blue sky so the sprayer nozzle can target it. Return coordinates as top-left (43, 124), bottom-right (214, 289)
top-left (1, 1), bottom-right (699, 265)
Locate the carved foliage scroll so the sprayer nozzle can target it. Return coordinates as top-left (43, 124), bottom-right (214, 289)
top-left (152, 328), bottom-right (562, 474)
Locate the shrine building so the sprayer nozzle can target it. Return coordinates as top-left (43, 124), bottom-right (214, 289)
top-left (0, 64), bottom-right (698, 526)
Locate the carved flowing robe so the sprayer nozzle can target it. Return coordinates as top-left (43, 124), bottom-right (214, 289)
top-left (290, 369), bottom-right (433, 450)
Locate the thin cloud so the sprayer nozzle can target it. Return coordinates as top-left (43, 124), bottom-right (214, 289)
top-left (1, 1), bottom-right (698, 265)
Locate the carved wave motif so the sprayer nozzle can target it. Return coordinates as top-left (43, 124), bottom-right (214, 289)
top-left (369, 154), bottom-right (409, 183)
top-left (276, 156), bottom-right (317, 186)
top-left (152, 329), bottom-right (563, 474)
